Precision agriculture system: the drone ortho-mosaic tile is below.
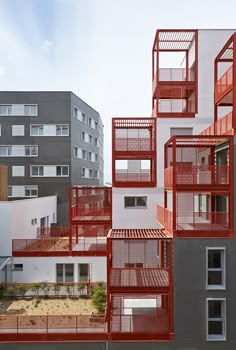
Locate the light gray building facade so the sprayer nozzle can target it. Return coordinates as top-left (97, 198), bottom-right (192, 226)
top-left (0, 91), bottom-right (104, 225)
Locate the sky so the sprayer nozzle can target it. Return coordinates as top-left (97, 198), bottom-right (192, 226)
top-left (1, 0), bottom-right (236, 182)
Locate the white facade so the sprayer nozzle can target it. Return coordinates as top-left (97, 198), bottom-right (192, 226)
top-left (0, 196), bottom-right (57, 256)
top-left (12, 256), bottom-right (106, 283)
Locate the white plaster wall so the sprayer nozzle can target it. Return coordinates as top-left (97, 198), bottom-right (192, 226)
top-left (0, 202), bottom-right (12, 256)
top-left (12, 256), bottom-right (106, 283)
top-left (11, 196), bottom-right (57, 239)
top-left (112, 188), bottom-right (161, 229)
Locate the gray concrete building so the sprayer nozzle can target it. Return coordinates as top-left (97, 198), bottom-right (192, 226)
top-left (0, 91), bottom-right (104, 225)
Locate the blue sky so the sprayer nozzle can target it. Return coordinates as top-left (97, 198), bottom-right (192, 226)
top-left (1, 0), bottom-right (236, 181)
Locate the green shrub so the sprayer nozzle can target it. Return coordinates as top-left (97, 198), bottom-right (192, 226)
top-left (91, 284), bottom-right (106, 314)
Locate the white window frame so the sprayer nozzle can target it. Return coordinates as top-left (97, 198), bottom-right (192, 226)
top-left (31, 166), bottom-right (44, 177)
top-left (31, 125), bottom-right (44, 136)
top-left (25, 145), bottom-right (38, 156)
top-left (24, 104), bottom-right (38, 116)
top-left (206, 298), bottom-right (226, 341)
top-left (56, 124), bottom-right (69, 136)
top-left (0, 105), bottom-right (12, 116)
top-left (56, 263), bottom-right (74, 283)
top-left (206, 248), bottom-right (226, 290)
top-left (56, 166), bottom-right (69, 177)
top-left (13, 264), bottom-right (23, 271)
top-left (0, 145), bottom-right (38, 157)
top-left (25, 186), bottom-right (38, 197)
top-left (124, 196), bottom-right (147, 209)
top-left (74, 146), bottom-right (79, 158)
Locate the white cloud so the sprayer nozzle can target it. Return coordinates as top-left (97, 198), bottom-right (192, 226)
top-left (42, 40), bottom-right (54, 51)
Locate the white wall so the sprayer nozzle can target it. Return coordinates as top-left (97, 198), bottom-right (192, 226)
top-left (11, 196), bottom-right (57, 239)
top-left (12, 256), bottom-right (106, 283)
top-left (112, 188), bottom-right (161, 229)
top-left (0, 202), bottom-right (12, 256)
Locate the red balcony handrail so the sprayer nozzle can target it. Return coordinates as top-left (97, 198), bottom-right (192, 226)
top-left (177, 211), bottom-right (229, 231)
top-left (158, 99), bottom-right (195, 113)
top-left (115, 138), bottom-right (154, 152)
top-left (170, 165), bottom-right (229, 186)
top-left (164, 167), bottom-right (173, 188)
top-left (215, 111), bottom-right (233, 135)
top-left (199, 123), bottom-right (215, 136)
top-left (157, 206), bottom-right (173, 233)
top-left (159, 68), bottom-right (195, 82)
top-left (0, 314), bottom-right (107, 333)
top-left (115, 171), bottom-right (151, 183)
top-left (215, 65), bottom-right (233, 103)
top-left (71, 207), bottom-right (111, 219)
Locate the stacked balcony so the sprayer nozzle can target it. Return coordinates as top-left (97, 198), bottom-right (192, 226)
top-left (68, 187), bottom-right (112, 255)
top-left (152, 30), bottom-right (198, 118)
top-left (107, 229), bottom-right (173, 341)
top-left (157, 135), bottom-right (233, 238)
top-left (112, 118), bottom-right (156, 187)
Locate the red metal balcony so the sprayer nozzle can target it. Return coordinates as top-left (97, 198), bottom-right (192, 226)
top-left (158, 99), bottom-right (195, 114)
top-left (215, 111), bottom-right (234, 135)
top-left (112, 118), bottom-right (157, 187)
top-left (12, 236), bottom-right (107, 257)
top-left (199, 124), bottom-right (215, 136)
top-left (157, 206), bottom-right (173, 234)
top-left (215, 65), bottom-right (233, 104)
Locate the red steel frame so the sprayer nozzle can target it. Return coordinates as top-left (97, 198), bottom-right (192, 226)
top-left (158, 135), bottom-right (234, 238)
top-left (112, 118), bottom-right (157, 187)
top-left (152, 29), bottom-right (198, 118)
top-left (106, 229), bottom-right (174, 341)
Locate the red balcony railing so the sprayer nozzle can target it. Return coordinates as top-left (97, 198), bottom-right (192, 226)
top-left (0, 314), bottom-right (106, 333)
top-left (177, 212), bottom-right (229, 231)
top-left (164, 165), bottom-right (229, 187)
top-left (215, 111), bottom-right (233, 135)
top-left (215, 65), bottom-right (233, 103)
top-left (110, 268), bottom-right (169, 288)
top-left (37, 227), bottom-right (70, 238)
top-left (12, 237), bottom-right (107, 256)
top-left (158, 99), bottom-right (195, 113)
top-left (159, 68), bottom-right (195, 82)
top-left (114, 170), bottom-right (150, 183)
top-left (115, 138), bottom-right (152, 152)
top-left (199, 124), bottom-right (215, 136)
top-left (157, 206), bottom-right (173, 233)
top-left (71, 207), bottom-right (111, 221)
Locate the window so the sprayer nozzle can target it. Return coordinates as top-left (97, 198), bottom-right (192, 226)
top-left (78, 264), bottom-right (90, 282)
top-left (82, 113), bottom-right (86, 123)
top-left (0, 125), bottom-right (1, 136)
top-left (74, 147), bottom-right (79, 158)
top-left (25, 145), bottom-right (38, 156)
top-left (81, 131), bottom-right (85, 141)
top-left (81, 149), bottom-right (86, 160)
top-left (24, 105), bottom-right (37, 116)
top-left (207, 299), bottom-right (226, 341)
top-left (0, 105), bottom-right (12, 115)
top-left (31, 125), bottom-right (44, 136)
top-left (89, 169), bottom-right (93, 178)
top-left (13, 264), bottom-right (23, 271)
top-left (56, 166), bottom-right (69, 176)
top-left (95, 154), bottom-right (98, 162)
top-left (88, 151), bottom-right (92, 161)
top-left (73, 107), bottom-right (78, 119)
top-left (31, 166), bottom-right (44, 176)
top-left (12, 166), bottom-right (25, 177)
top-left (56, 125), bottom-right (69, 136)
top-left (12, 125), bottom-right (25, 136)
top-left (124, 196), bottom-right (147, 208)
top-left (8, 186), bottom-right (12, 197)
top-left (88, 117), bottom-right (92, 127)
top-left (94, 138), bottom-right (98, 146)
top-left (95, 121), bottom-right (98, 130)
top-left (89, 135), bottom-right (92, 144)
top-left (94, 170), bottom-right (99, 179)
top-left (207, 248), bottom-right (226, 289)
top-left (25, 186), bottom-right (38, 197)
top-left (0, 146), bottom-right (12, 156)
top-left (31, 218), bottom-right (37, 225)
top-left (56, 264), bottom-right (74, 282)
top-left (81, 167), bottom-right (85, 177)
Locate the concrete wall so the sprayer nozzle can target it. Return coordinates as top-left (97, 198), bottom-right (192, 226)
top-left (12, 256), bottom-right (106, 283)
top-left (112, 188), bottom-right (160, 229)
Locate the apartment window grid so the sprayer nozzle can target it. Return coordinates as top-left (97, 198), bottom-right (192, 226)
top-left (207, 298), bottom-right (226, 341)
top-left (206, 248), bottom-right (226, 289)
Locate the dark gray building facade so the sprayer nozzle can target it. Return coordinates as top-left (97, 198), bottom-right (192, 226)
top-left (0, 91), bottom-right (104, 225)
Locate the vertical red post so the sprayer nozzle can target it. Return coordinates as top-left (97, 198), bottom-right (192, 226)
top-left (169, 239), bottom-right (174, 339)
top-left (172, 138), bottom-right (177, 235)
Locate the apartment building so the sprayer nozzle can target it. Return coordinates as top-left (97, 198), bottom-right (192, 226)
top-left (0, 91), bottom-right (104, 225)
top-left (1, 29), bottom-right (236, 350)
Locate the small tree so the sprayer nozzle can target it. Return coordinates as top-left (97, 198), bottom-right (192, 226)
top-left (91, 284), bottom-right (106, 314)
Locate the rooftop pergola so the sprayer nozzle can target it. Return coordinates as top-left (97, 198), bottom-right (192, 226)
top-left (108, 229), bottom-right (172, 239)
top-left (153, 30), bottom-right (196, 51)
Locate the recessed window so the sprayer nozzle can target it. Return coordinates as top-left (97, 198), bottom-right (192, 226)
top-left (94, 170), bottom-right (99, 179)
top-left (88, 151), bottom-right (92, 161)
top-left (31, 125), bottom-right (44, 136)
top-left (82, 113), bottom-right (86, 123)
top-left (81, 131), bottom-right (85, 141)
top-left (25, 186), bottom-right (38, 197)
top-left (24, 105), bottom-right (37, 116)
top-left (207, 248), bottom-right (226, 289)
top-left (88, 117), bottom-right (92, 127)
top-left (89, 169), bottom-right (93, 178)
top-left (207, 299), bottom-right (226, 341)
top-left (73, 107), bottom-right (78, 119)
top-left (95, 121), bottom-right (98, 130)
top-left (82, 149), bottom-right (86, 159)
top-left (94, 138), bottom-right (98, 146)
top-left (0, 146), bottom-right (12, 156)
top-left (95, 154), bottom-right (98, 162)
top-left (31, 166), bottom-right (44, 176)
top-left (25, 145), bottom-right (38, 156)
top-left (89, 135), bottom-right (92, 144)
top-left (13, 264), bottom-right (23, 271)
top-left (56, 125), bottom-right (69, 136)
top-left (56, 166), bottom-right (69, 176)
top-left (56, 264), bottom-right (74, 282)
top-left (74, 147), bottom-right (79, 158)
top-left (124, 196), bottom-right (147, 208)
top-left (0, 105), bottom-right (12, 115)
top-left (81, 167), bottom-right (85, 178)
